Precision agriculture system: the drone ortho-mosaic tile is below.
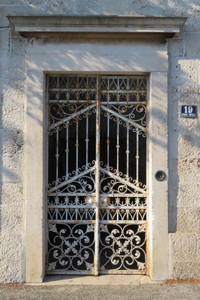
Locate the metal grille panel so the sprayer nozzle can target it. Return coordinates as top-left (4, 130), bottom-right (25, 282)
top-left (47, 75), bottom-right (147, 275)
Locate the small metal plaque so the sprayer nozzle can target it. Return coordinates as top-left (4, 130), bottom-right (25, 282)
top-left (181, 105), bottom-right (197, 118)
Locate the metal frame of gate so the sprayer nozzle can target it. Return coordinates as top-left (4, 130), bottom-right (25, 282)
top-left (46, 74), bottom-right (148, 275)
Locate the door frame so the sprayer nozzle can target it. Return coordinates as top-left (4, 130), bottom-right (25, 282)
top-left (24, 39), bottom-right (168, 282)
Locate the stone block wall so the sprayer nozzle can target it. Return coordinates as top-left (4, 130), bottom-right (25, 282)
top-left (0, 0), bottom-right (200, 282)
top-left (168, 16), bottom-right (200, 276)
top-left (0, 7), bottom-right (26, 280)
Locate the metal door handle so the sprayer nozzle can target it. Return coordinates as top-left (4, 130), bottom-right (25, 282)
top-left (155, 170), bottom-right (166, 181)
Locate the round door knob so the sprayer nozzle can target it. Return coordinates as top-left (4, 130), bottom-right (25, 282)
top-left (155, 170), bottom-right (166, 181)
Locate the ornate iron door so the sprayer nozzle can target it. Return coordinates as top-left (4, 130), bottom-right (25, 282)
top-left (46, 75), bottom-right (147, 275)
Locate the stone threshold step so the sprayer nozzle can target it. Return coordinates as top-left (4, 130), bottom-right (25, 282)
top-left (26, 275), bottom-right (155, 286)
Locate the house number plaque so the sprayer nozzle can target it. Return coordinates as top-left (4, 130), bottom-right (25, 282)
top-left (181, 105), bottom-right (197, 118)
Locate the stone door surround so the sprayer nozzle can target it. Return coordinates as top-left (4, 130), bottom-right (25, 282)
top-left (7, 15), bottom-right (187, 282)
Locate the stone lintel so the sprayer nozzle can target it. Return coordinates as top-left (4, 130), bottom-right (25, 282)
top-left (6, 15), bottom-right (187, 39)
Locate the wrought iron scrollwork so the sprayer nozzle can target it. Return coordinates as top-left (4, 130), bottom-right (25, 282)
top-left (100, 163), bottom-right (147, 194)
top-left (47, 223), bottom-right (95, 272)
top-left (47, 75), bottom-right (147, 275)
top-left (100, 224), bottom-right (146, 272)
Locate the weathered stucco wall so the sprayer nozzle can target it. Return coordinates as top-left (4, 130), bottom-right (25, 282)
top-left (0, 0), bottom-right (200, 282)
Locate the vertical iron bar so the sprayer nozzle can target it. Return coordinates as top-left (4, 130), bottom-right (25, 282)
top-left (76, 117), bottom-right (79, 174)
top-left (56, 75), bottom-right (60, 185)
top-left (66, 123), bottom-right (69, 177)
top-left (107, 113), bottom-right (110, 168)
top-left (67, 76), bottom-right (69, 100)
top-left (136, 77), bottom-right (140, 184)
top-left (116, 117), bottom-right (120, 175)
top-left (86, 76), bottom-right (89, 101)
top-left (136, 129), bottom-right (139, 183)
top-left (117, 78), bottom-right (119, 104)
top-left (107, 77), bottom-right (109, 104)
top-left (86, 112), bottom-right (89, 169)
top-left (56, 130), bottom-right (59, 185)
top-left (94, 74), bottom-right (100, 276)
top-left (126, 126), bottom-right (130, 177)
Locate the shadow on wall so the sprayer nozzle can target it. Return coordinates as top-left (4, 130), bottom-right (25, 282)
top-left (21, 0), bottom-right (198, 23)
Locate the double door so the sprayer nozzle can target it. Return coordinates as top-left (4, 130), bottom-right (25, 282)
top-left (46, 74), bottom-right (147, 275)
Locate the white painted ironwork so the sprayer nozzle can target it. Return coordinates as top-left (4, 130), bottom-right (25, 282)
top-left (47, 74), bottom-right (147, 275)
